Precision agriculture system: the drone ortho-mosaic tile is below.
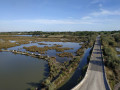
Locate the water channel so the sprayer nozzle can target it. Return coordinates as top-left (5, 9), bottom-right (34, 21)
top-left (59, 48), bottom-right (91, 90)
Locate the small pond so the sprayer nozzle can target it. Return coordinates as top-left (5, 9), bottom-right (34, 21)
top-left (0, 52), bottom-right (49, 90)
top-left (116, 47), bottom-right (120, 57)
top-left (9, 40), bottom-right (16, 43)
top-left (117, 54), bottom-right (120, 57)
top-left (116, 47), bottom-right (120, 52)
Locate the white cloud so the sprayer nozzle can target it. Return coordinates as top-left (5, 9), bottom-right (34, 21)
top-left (9, 19), bottom-right (75, 24)
top-left (0, 18), bottom-right (120, 32)
top-left (91, 9), bottom-right (120, 16)
top-left (91, 0), bottom-right (105, 4)
top-left (1, 19), bottom-right (94, 25)
top-left (67, 17), bottom-right (73, 19)
top-left (91, 0), bottom-right (100, 4)
top-left (81, 16), bottom-right (92, 20)
top-left (99, 3), bottom-right (103, 8)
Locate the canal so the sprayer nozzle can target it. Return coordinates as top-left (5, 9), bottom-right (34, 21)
top-left (58, 48), bottom-right (91, 90)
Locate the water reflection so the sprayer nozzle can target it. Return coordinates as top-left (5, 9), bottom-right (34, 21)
top-left (0, 52), bottom-right (49, 90)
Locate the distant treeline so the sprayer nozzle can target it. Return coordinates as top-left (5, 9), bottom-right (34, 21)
top-left (0, 30), bottom-right (120, 36)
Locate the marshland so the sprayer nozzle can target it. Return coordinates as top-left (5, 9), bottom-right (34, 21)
top-left (0, 31), bottom-right (120, 90)
top-left (0, 31), bottom-right (96, 90)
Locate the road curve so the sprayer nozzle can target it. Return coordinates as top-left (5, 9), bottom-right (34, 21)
top-left (72, 36), bottom-right (110, 90)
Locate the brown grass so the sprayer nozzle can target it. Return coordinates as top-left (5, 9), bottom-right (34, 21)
top-left (23, 46), bottom-right (73, 54)
top-left (57, 52), bottom-right (73, 57)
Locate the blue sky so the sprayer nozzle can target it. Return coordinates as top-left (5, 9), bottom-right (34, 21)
top-left (0, 0), bottom-right (120, 32)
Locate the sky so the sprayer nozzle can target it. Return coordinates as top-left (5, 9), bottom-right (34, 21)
top-left (0, 0), bottom-right (120, 32)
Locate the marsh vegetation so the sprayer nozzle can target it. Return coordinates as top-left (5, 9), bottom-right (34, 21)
top-left (23, 46), bottom-right (73, 54)
top-left (57, 52), bottom-right (73, 57)
top-left (101, 32), bottom-right (120, 89)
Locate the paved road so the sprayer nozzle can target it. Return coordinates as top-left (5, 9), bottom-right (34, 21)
top-left (72, 36), bottom-right (109, 90)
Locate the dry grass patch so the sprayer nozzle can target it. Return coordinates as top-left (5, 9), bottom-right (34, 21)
top-left (105, 67), bottom-right (115, 89)
top-left (23, 46), bottom-right (73, 54)
top-left (57, 52), bottom-right (73, 57)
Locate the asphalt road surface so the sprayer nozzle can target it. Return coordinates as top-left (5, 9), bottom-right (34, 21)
top-left (72, 36), bottom-right (109, 90)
